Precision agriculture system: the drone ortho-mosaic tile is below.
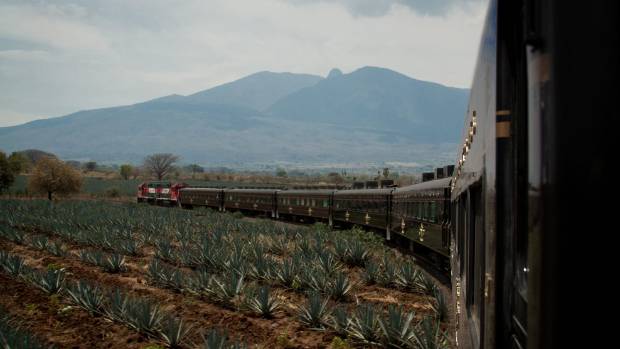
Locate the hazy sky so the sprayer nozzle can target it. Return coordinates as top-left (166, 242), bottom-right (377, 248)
top-left (0, 0), bottom-right (487, 127)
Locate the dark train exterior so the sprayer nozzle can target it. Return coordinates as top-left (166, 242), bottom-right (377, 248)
top-left (168, 177), bottom-right (453, 274)
top-left (451, 0), bottom-right (617, 348)
top-left (391, 177), bottom-right (451, 273)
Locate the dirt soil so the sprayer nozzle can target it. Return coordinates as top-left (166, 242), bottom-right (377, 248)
top-left (0, 226), bottom-right (448, 349)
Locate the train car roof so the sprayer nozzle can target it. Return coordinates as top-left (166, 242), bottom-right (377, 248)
top-left (224, 188), bottom-right (279, 193)
top-left (393, 177), bottom-right (451, 193)
top-left (278, 189), bottom-right (334, 195)
top-left (333, 188), bottom-right (393, 196)
top-left (179, 187), bottom-right (223, 191)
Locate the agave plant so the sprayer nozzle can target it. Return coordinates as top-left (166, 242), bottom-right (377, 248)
top-left (248, 254), bottom-right (274, 281)
top-left (103, 253), bottom-right (126, 273)
top-left (79, 250), bottom-right (104, 267)
top-left (316, 250), bottom-right (341, 276)
top-left (245, 285), bottom-right (280, 318)
top-left (31, 268), bottom-right (65, 294)
top-left (160, 316), bottom-right (192, 348)
top-left (269, 235), bottom-right (290, 256)
top-left (147, 258), bottom-right (165, 282)
top-left (47, 241), bottom-right (67, 257)
top-left (345, 240), bottom-right (370, 267)
top-left (156, 239), bottom-right (176, 263)
top-left (117, 239), bottom-right (140, 256)
top-left (124, 298), bottom-right (165, 336)
top-left (397, 262), bottom-right (420, 291)
top-left (201, 328), bottom-right (232, 349)
top-left (275, 257), bottom-right (299, 288)
top-left (178, 247), bottom-right (200, 267)
top-left (1, 228), bottom-right (25, 244)
top-left (304, 268), bottom-right (330, 293)
top-left (224, 249), bottom-right (247, 276)
top-left (188, 268), bottom-right (212, 293)
top-left (347, 304), bottom-right (382, 345)
top-left (206, 273), bottom-right (245, 307)
top-left (31, 235), bottom-right (48, 250)
top-left (416, 273), bottom-right (438, 295)
top-left (330, 272), bottom-right (353, 301)
top-left (107, 288), bottom-right (128, 322)
top-left (297, 238), bottom-right (315, 259)
top-left (362, 261), bottom-right (379, 285)
top-left (298, 291), bottom-right (330, 329)
top-left (67, 280), bottom-right (105, 315)
top-left (408, 316), bottom-right (449, 349)
top-left (330, 306), bottom-right (350, 336)
top-left (379, 261), bottom-right (399, 287)
top-left (0, 310), bottom-right (49, 349)
top-left (1, 253), bottom-right (26, 277)
top-left (378, 304), bottom-right (416, 348)
top-left (431, 289), bottom-right (449, 322)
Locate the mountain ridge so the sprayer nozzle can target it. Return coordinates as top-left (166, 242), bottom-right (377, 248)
top-left (0, 67), bottom-right (468, 166)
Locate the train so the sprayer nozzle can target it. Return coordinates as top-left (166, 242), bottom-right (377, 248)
top-left (450, 0), bottom-right (616, 348)
top-left (135, 0), bottom-right (617, 347)
top-left (137, 167), bottom-right (454, 275)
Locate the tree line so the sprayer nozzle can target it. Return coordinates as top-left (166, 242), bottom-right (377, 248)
top-left (1, 151), bottom-right (186, 200)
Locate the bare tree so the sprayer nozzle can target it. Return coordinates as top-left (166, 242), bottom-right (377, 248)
top-left (143, 153), bottom-right (179, 180)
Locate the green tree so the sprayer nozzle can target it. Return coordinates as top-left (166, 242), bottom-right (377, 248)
top-left (382, 167), bottom-right (390, 179)
top-left (28, 157), bottom-right (82, 200)
top-left (275, 168), bottom-right (287, 177)
top-left (83, 161), bottom-right (97, 172)
top-left (186, 164), bottom-right (204, 179)
top-left (119, 164), bottom-right (133, 180)
top-left (0, 151), bottom-right (16, 193)
top-left (8, 152), bottom-right (31, 173)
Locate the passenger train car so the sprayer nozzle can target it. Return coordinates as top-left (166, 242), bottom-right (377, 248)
top-left (451, 0), bottom-right (616, 348)
top-left (168, 175), bottom-right (453, 274)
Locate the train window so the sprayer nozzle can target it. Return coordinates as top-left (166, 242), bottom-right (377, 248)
top-left (311, 199), bottom-right (316, 207)
top-left (323, 200), bottom-right (328, 208)
top-left (430, 202), bottom-right (437, 222)
top-left (466, 185), bottom-right (484, 332)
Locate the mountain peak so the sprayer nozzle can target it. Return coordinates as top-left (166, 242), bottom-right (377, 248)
top-left (327, 68), bottom-right (343, 79)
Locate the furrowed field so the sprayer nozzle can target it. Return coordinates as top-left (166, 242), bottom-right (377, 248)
top-left (0, 200), bottom-right (450, 349)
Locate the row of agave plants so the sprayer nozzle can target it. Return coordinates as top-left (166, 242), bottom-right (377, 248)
top-left (0, 306), bottom-right (52, 349)
top-left (0, 249), bottom-right (246, 348)
top-left (0, 200), bottom-right (450, 348)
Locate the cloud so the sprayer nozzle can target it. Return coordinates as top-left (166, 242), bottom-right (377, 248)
top-left (286, 0), bottom-right (484, 17)
top-left (0, 0), bottom-right (488, 126)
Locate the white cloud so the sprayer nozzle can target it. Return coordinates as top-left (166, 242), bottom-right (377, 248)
top-left (0, 0), bottom-right (487, 126)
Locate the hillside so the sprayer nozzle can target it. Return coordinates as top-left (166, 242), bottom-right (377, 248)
top-left (0, 67), bottom-right (467, 166)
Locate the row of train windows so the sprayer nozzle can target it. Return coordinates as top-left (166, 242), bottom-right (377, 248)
top-left (279, 198), bottom-right (329, 208)
top-left (335, 200), bottom-right (386, 210)
top-left (403, 201), bottom-right (439, 223)
top-left (228, 196), bottom-right (268, 204)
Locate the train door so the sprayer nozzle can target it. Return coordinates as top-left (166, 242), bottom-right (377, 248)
top-left (496, 0), bottom-right (529, 347)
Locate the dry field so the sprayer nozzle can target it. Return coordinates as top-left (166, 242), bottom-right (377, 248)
top-left (0, 200), bottom-right (450, 349)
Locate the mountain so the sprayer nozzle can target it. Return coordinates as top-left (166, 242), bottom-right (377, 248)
top-left (267, 66), bottom-right (468, 143)
top-left (184, 71), bottom-right (323, 111)
top-left (0, 67), bottom-right (468, 166)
